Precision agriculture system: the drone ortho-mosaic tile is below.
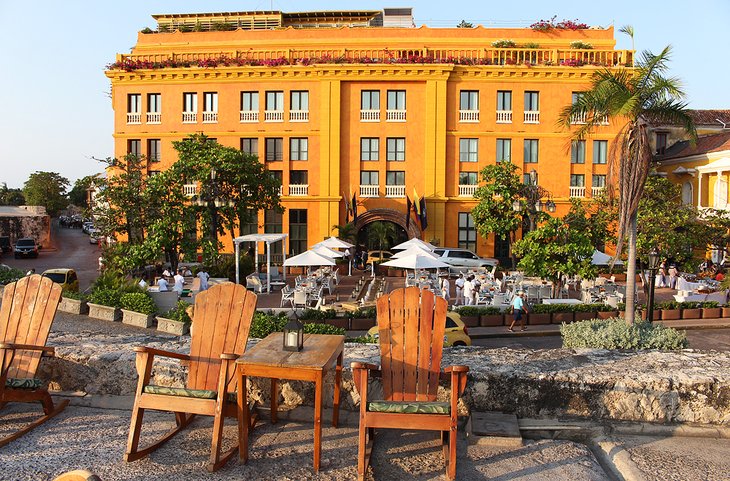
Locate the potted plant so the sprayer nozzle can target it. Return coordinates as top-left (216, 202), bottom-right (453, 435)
top-left (58, 290), bottom-right (89, 315)
top-left (454, 306), bottom-right (480, 327)
top-left (300, 308), bottom-right (348, 330)
top-left (157, 301), bottom-right (192, 335)
top-left (120, 292), bottom-right (157, 328)
top-left (526, 304), bottom-right (551, 325)
top-left (680, 301), bottom-right (702, 320)
top-left (349, 307), bottom-right (376, 330)
top-left (479, 306), bottom-right (504, 327)
top-left (701, 301), bottom-right (721, 319)
top-left (573, 303), bottom-right (600, 322)
top-left (658, 301), bottom-right (681, 320)
top-left (87, 287), bottom-right (123, 322)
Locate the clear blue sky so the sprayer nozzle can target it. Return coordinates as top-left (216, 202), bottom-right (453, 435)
top-left (1, 0), bottom-right (727, 189)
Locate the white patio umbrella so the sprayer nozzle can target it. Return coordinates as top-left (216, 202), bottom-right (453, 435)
top-left (311, 244), bottom-right (344, 258)
top-left (591, 249), bottom-right (624, 266)
top-left (391, 238), bottom-right (435, 251)
top-left (391, 245), bottom-right (438, 259)
top-left (283, 250), bottom-right (336, 267)
top-left (382, 253), bottom-right (449, 270)
top-left (316, 236), bottom-right (354, 249)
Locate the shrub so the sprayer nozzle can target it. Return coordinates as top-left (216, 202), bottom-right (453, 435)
top-left (570, 41), bottom-right (593, 50)
top-left (0, 267), bottom-right (25, 285)
top-left (62, 290), bottom-right (86, 301)
top-left (91, 268), bottom-right (142, 294)
top-left (303, 323), bottom-right (345, 336)
top-left (532, 303), bottom-right (610, 314)
top-left (162, 301), bottom-right (192, 323)
top-left (120, 292), bottom-right (157, 315)
top-left (455, 306), bottom-right (500, 316)
top-left (656, 301), bottom-right (719, 310)
top-left (347, 334), bottom-right (378, 344)
top-left (88, 288), bottom-right (122, 308)
top-left (492, 39), bottom-right (517, 48)
top-left (561, 317), bottom-right (688, 350)
top-left (299, 309), bottom-right (337, 321)
top-left (522, 42), bottom-right (541, 49)
top-left (350, 307), bottom-right (376, 319)
top-left (140, 27), bottom-right (154, 34)
top-left (249, 311), bottom-right (288, 339)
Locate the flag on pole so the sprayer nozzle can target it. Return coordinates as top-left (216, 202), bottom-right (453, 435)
top-left (405, 195), bottom-right (412, 229)
top-left (344, 192), bottom-right (351, 223)
top-left (412, 188), bottom-right (421, 229)
top-left (352, 192), bottom-right (358, 224)
top-left (419, 196), bottom-right (428, 230)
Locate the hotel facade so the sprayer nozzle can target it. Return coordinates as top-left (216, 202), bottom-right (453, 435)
top-left (106, 9), bottom-right (632, 262)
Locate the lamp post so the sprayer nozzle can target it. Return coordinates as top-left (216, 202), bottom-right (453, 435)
top-left (511, 169), bottom-right (556, 232)
top-left (646, 247), bottom-right (661, 323)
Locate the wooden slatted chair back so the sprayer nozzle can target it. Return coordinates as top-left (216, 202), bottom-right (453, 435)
top-left (187, 282), bottom-right (257, 392)
top-left (375, 287), bottom-right (447, 402)
top-left (0, 275), bottom-right (62, 380)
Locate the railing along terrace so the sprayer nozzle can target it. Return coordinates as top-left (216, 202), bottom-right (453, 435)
top-left (385, 185), bottom-right (406, 198)
top-left (386, 110), bottom-right (406, 122)
top-left (570, 186), bottom-right (586, 198)
top-left (202, 112), bottom-right (218, 123)
top-left (591, 186), bottom-right (605, 197)
top-left (288, 184), bottom-right (309, 196)
top-left (496, 110), bottom-right (512, 123)
top-left (127, 113), bottom-right (141, 124)
top-left (459, 110), bottom-right (479, 122)
top-left (265, 110), bottom-right (284, 122)
top-left (570, 112), bottom-right (609, 125)
top-left (458, 185), bottom-right (478, 197)
top-left (146, 112), bottom-right (161, 123)
top-left (289, 110), bottom-right (309, 122)
top-left (360, 185), bottom-right (379, 197)
top-left (240, 111), bottom-right (259, 122)
top-left (360, 109), bottom-right (380, 122)
top-left (183, 184), bottom-right (198, 196)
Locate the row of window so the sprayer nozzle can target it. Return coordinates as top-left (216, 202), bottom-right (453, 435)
top-left (458, 138), bottom-right (608, 164)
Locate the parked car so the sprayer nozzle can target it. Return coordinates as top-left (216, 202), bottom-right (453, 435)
top-left (82, 222), bottom-right (94, 234)
top-left (368, 311), bottom-right (471, 347)
top-left (42, 268), bottom-right (79, 292)
top-left (88, 229), bottom-right (100, 244)
top-left (365, 250), bottom-right (393, 268)
top-left (432, 247), bottom-right (499, 275)
top-left (14, 238), bottom-right (39, 259)
top-left (0, 236), bottom-right (11, 254)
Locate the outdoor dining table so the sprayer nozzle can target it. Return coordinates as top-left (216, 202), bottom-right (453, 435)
top-left (236, 333), bottom-right (344, 473)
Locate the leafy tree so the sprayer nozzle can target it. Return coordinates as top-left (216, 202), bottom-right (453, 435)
top-left (68, 175), bottom-right (96, 208)
top-left (332, 222), bottom-right (357, 245)
top-left (0, 183), bottom-right (25, 206)
top-left (562, 197), bottom-right (613, 251)
top-left (457, 20), bottom-right (474, 28)
top-left (512, 216), bottom-right (596, 297)
top-left (22, 171), bottom-right (69, 216)
top-left (559, 46), bottom-right (696, 323)
top-left (367, 221), bottom-right (397, 251)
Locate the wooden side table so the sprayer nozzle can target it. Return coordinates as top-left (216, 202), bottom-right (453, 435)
top-left (236, 333), bottom-right (344, 472)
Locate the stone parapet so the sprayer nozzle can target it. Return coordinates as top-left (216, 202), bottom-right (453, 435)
top-left (39, 332), bottom-right (730, 425)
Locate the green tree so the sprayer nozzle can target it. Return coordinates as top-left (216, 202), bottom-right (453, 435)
top-left (367, 221), bottom-right (396, 251)
top-left (562, 197), bottom-right (613, 251)
top-left (0, 183), bottom-right (25, 206)
top-left (457, 20), bottom-right (474, 28)
top-left (559, 46), bottom-right (696, 323)
top-left (22, 171), bottom-right (69, 216)
top-left (68, 175), bottom-right (96, 208)
top-left (332, 222), bottom-right (357, 245)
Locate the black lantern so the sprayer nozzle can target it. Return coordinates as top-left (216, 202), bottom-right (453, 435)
top-left (546, 199), bottom-right (556, 213)
top-left (283, 318), bottom-right (304, 351)
top-left (646, 247), bottom-right (661, 324)
top-left (512, 199), bottom-right (522, 212)
top-left (648, 248), bottom-right (661, 271)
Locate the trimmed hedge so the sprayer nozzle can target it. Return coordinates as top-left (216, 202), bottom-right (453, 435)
top-left (162, 301), bottom-right (192, 323)
top-left (655, 301), bottom-right (720, 310)
top-left (62, 290), bottom-right (86, 301)
top-left (250, 311), bottom-right (345, 339)
top-left (0, 267), bottom-right (24, 285)
top-left (88, 288), bottom-right (123, 308)
top-left (561, 317), bottom-right (688, 350)
top-left (532, 303), bottom-right (612, 314)
top-left (455, 306), bottom-right (501, 316)
top-left (299, 308), bottom-right (337, 321)
top-left (349, 307), bottom-right (376, 319)
top-left (120, 292), bottom-right (157, 315)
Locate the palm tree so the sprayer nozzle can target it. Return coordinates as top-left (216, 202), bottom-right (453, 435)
top-left (331, 222), bottom-right (357, 245)
top-left (367, 221), bottom-right (397, 251)
top-left (559, 46), bottom-right (696, 323)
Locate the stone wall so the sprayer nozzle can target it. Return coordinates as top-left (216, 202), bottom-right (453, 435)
top-left (0, 206), bottom-right (51, 247)
top-left (39, 331), bottom-right (730, 426)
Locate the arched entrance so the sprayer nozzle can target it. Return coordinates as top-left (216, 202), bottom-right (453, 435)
top-left (353, 208), bottom-right (422, 241)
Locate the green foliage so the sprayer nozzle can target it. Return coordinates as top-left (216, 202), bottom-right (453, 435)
top-left (23, 171), bottom-right (70, 217)
top-left (561, 318), bottom-right (688, 350)
top-left (249, 311), bottom-right (289, 339)
top-left (0, 183), bottom-right (25, 206)
top-left (570, 41), bottom-right (593, 49)
top-left (120, 292), bottom-right (157, 315)
top-left (454, 306), bottom-right (501, 316)
top-left (457, 20), bottom-right (474, 28)
top-left (88, 288), bottom-right (123, 308)
top-left (68, 175), bottom-right (96, 209)
top-left (655, 300), bottom-right (719, 310)
top-left (61, 290), bottom-right (86, 301)
top-left (299, 309), bottom-right (337, 321)
top-left (302, 323), bottom-right (346, 336)
top-left (140, 27), bottom-right (154, 34)
top-left (162, 301), bottom-right (193, 323)
top-left (347, 335), bottom-right (378, 344)
top-left (522, 42), bottom-right (541, 49)
top-left (0, 266), bottom-right (24, 285)
top-left (331, 222), bottom-right (357, 245)
top-left (563, 197), bottom-right (613, 253)
top-left (350, 307), bottom-right (377, 319)
top-left (492, 39), bottom-right (516, 48)
top-left (91, 268), bottom-right (141, 293)
top-left (367, 221), bottom-right (396, 251)
top-left (532, 303), bottom-right (612, 314)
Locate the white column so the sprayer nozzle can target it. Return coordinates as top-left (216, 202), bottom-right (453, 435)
top-left (266, 243), bottom-right (271, 293)
top-left (235, 241), bottom-right (240, 285)
top-left (254, 242), bottom-right (259, 273)
top-left (697, 172), bottom-right (703, 208)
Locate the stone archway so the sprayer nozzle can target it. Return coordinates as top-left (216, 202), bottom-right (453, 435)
top-left (354, 208), bottom-right (421, 240)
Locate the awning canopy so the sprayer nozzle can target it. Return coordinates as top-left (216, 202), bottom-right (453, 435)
top-left (313, 236), bottom-right (354, 249)
top-left (283, 250), bottom-right (336, 267)
top-left (391, 238), bottom-right (435, 251)
top-left (233, 233), bottom-right (289, 291)
top-left (382, 253), bottom-right (449, 270)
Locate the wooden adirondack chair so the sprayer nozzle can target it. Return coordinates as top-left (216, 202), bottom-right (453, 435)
top-left (0, 274), bottom-right (67, 448)
top-left (351, 287), bottom-right (469, 480)
top-left (125, 282), bottom-right (257, 472)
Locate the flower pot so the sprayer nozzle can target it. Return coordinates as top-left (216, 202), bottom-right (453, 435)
top-left (460, 315), bottom-right (480, 327)
top-left (723, 307), bottom-right (730, 318)
top-left (156, 316), bottom-right (190, 335)
top-left (640, 309), bottom-right (661, 321)
top-left (552, 312), bottom-right (574, 324)
top-left (58, 297), bottom-right (88, 315)
top-left (350, 318), bottom-right (376, 330)
top-left (121, 309), bottom-right (155, 328)
top-left (479, 314), bottom-right (504, 327)
top-left (527, 313), bottom-right (551, 325)
top-left (574, 311), bottom-right (598, 322)
top-left (660, 309), bottom-right (681, 321)
top-left (681, 308), bottom-right (702, 320)
top-left (87, 303), bottom-right (121, 322)
top-left (702, 307), bottom-right (722, 319)
top-left (325, 318), bottom-right (350, 330)
top-left (596, 311), bottom-right (618, 320)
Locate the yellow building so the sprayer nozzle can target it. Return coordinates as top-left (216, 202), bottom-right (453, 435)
top-left (106, 9), bottom-right (632, 263)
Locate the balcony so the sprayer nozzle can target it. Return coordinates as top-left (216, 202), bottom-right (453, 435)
top-left (496, 110), bottom-right (512, 123)
top-left (288, 184), bottom-right (308, 196)
top-left (386, 110), bottom-right (406, 122)
top-left (570, 186), bottom-right (586, 198)
top-left (265, 110), bottom-right (283, 122)
top-left (127, 113), bottom-right (141, 124)
top-left (202, 112), bottom-right (218, 123)
top-left (385, 185), bottom-right (406, 198)
top-left (240, 111), bottom-right (259, 123)
top-left (459, 110), bottom-right (480, 123)
top-left (182, 112), bottom-right (197, 123)
top-left (458, 185), bottom-right (478, 197)
top-left (360, 109), bottom-right (380, 122)
top-left (570, 112), bottom-right (609, 125)
top-left (360, 185), bottom-right (379, 198)
top-left (146, 112), bottom-right (161, 124)
top-left (289, 110), bottom-right (309, 122)
top-left (183, 184), bottom-right (198, 197)
top-left (591, 186), bottom-right (605, 198)
top-left (524, 110), bottom-right (540, 124)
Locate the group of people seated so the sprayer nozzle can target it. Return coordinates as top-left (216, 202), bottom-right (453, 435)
top-left (138, 264), bottom-right (210, 294)
top-left (698, 259), bottom-right (725, 282)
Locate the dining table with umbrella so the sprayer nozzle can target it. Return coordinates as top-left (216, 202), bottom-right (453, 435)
top-left (391, 238), bottom-right (436, 251)
top-left (312, 236), bottom-right (355, 276)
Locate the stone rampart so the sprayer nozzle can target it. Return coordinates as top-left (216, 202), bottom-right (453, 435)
top-left (39, 331), bottom-right (730, 425)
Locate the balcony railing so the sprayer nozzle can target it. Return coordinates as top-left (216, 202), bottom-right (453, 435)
top-left (360, 185), bottom-right (379, 197)
top-left (524, 110), bottom-right (540, 124)
top-left (146, 112), bottom-right (161, 124)
top-left (591, 186), bottom-right (605, 198)
top-left (385, 185), bottom-right (406, 198)
top-left (458, 185), bottom-right (478, 197)
top-left (289, 110), bottom-right (309, 122)
top-left (127, 113), bottom-right (141, 124)
top-left (459, 110), bottom-right (480, 123)
top-left (570, 186), bottom-right (586, 198)
top-left (386, 110), bottom-right (406, 122)
top-left (570, 112), bottom-right (609, 125)
top-left (183, 184), bottom-right (198, 197)
top-left (240, 111), bottom-right (259, 122)
top-left (202, 111), bottom-right (218, 123)
top-left (182, 112), bottom-right (197, 123)
top-left (360, 109), bottom-right (380, 122)
top-left (496, 110), bottom-right (512, 123)
top-left (288, 184), bottom-right (308, 196)
top-left (265, 110), bottom-right (283, 122)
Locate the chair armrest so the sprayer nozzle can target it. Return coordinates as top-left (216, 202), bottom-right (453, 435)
top-left (220, 353), bottom-right (239, 361)
top-left (350, 361), bottom-right (379, 371)
top-left (133, 346), bottom-right (190, 362)
top-left (445, 365), bottom-right (469, 396)
top-left (444, 365), bottom-right (469, 374)
top-left (0, 343), bottom-right (56, 356)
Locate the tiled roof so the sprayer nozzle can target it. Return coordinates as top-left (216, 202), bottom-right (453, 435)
top-left (688, 110), bottom-right (730, 126)
top-left (657, 131), bottom-right (730, 161)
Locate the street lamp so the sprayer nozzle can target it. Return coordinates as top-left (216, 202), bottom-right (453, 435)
top-left (512, 170), bottom-right (554, 232)
top-left (192, 168), bottom-right (226, 254)
top-left (646, 247), bottom-right (661, 323)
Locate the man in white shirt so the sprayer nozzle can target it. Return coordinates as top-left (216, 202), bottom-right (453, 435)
top-left (197, 268), bottom-right (210, 291)
top-left (173, 269), bottom-right (185, 294)
top-left (157, 277), bottom-right (169, 292)
top-left (439, 273), bottom-right (450, 305)
top-left (454, 273), bottom-right (465, 305)
top-left (463, 275), bottom-right (474, 306)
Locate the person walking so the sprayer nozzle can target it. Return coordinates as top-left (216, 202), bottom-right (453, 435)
top-left (463, 275), bottom-right (474, 306)
top-left (439, 273), bottom-right (451, 305)
top-left (667, 264), bottom-right (678, 289)
top-left (197, 267), bottom-right (210, 291)
top-left (508, 290), bottom-right (528, 332)
top-left (454, 273), bottom-right (465, 306)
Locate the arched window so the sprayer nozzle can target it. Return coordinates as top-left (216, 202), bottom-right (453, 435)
top-left (681, 181), bottom-right (693, 205)
top-left (713, 176), bottom-right (728, 208)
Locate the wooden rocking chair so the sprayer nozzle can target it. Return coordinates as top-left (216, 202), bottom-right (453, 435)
top-left (125, 282), bottom-right (257, 472)
top-left (351, 287), bottom-right (469, 480)
top-left (0, 274), bottom-right (67, 448)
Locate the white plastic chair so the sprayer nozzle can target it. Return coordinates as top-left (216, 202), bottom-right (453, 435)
top-left (539, 285), bottom-right (552, 300)
top-left (280, 285), bottom-right (294, 307)
top-left (292, 289), bottom-right (307, 309)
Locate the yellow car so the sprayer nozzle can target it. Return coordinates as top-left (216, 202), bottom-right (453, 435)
top-left (367, 311), bottom-right (472, 347)
top-left (42, 268), bottom-right (79, 293)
